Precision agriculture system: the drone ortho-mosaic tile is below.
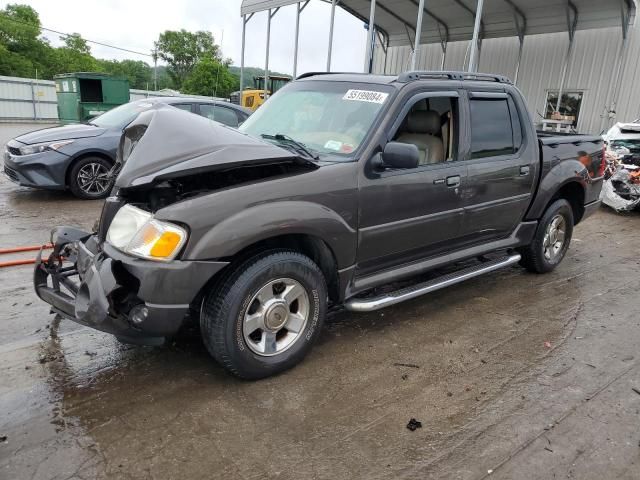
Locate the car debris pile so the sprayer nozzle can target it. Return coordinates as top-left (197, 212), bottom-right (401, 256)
top-left (601, 145), bottom-right (640, 212)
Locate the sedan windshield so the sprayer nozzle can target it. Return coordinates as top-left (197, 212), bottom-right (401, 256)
top-left (239, 81), bottom-right (393, 158)
top-left (90, 101), bottom-right (155, 129)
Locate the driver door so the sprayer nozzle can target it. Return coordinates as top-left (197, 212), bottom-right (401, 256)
top-left (356, 91), bottom-right (467, 276)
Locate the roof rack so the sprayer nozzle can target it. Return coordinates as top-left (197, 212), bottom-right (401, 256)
top-left (397, 71), bottom-right (512, 84)
top-left (296, 71), bottom-right (369, 80)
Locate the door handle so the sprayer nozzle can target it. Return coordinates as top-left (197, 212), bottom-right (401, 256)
top-left (520, 166), bottom-right (530, 176)
top-left (446, 175), bottom-right (461, 187)
top-left (433, 178), bottom-right (445, 185)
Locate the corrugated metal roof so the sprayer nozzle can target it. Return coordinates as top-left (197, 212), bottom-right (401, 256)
top-left (373, 19), bottom-right (640, 134)
top-left (241, 0), bottom-right (303, 15)
top-left (241, 0), bottom-right (636, 47)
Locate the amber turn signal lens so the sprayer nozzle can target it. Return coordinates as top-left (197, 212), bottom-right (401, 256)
top-left (150, 231), bottom-right (182, 258)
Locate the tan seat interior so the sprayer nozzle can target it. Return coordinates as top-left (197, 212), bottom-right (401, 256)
top-left (396, 110), bottom-right (445, 164)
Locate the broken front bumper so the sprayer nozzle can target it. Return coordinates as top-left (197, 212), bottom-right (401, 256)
top-left (34, 227), bottom-right (228, 345)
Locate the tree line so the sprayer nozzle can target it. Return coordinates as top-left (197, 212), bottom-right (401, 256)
top-left (0, 3), bottom-right (287, 98)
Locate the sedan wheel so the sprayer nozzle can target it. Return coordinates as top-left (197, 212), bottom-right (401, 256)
top-left (77, 162), bottom-right (111, 196)
top-left (68, 157), bottom-right (114, 199)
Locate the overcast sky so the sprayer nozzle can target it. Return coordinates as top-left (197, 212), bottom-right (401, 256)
top-left (2, 0), bottom-right (369, 75)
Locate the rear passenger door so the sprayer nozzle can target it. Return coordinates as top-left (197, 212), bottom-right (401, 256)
top-left (460, 91), bottom-right (537, 244)
top-left (197, 104), bottom-right (240, 127)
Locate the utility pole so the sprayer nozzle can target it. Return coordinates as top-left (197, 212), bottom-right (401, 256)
top-left (152, 48), bottom-right (158, 91)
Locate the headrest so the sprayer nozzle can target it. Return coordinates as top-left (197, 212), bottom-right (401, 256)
top-left (407, 110), bottom-right (441, 135)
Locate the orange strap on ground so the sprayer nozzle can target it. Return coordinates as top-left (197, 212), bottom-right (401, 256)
top-left (0, 258), bottom-right (38, 268)
top-left (0, 244), bottom-right (54, 268)
top-left (0, 244), bottom-right (53, 255)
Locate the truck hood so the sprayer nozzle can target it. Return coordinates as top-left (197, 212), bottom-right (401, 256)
top-left (115, 105), bottom-right (306, 189)
top-left (14, 124), bottom-right (106, 145)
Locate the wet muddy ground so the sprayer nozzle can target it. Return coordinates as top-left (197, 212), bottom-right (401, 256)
top-left (1, 124), bottom-right (639, 479)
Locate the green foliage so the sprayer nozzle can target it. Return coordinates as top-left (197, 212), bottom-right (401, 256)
top-left (182, 55), bottom-right (239, 98)
top-left (0, 4), bottom-right (51, 77)
top-left (54, 33), bottom-right (98, 73)
top-left (63, 33), bottom-right (90, 54)
top-left (0, 44), bottom-right (34, 77)
top-left (154, 29), bottom-right (220, 89)
top-left (0, 3), bottom-right (247, 99)
top-left (97, 59), bottom-right (153, 89)
top-left (0, 4), bottom-right (40, 46)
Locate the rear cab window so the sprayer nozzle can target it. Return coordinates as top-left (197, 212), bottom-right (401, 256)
top-left (469, 92), bottom-right (523, 159)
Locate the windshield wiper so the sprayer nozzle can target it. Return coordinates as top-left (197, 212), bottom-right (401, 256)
top-left (261, 133), bottom-right (319, 160)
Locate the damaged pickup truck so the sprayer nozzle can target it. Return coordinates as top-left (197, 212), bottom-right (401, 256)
top-left (35, 71), bottom-right (605, 379)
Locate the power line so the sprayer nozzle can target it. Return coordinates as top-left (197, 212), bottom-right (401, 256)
top-left (0, 13), bottom-right (153, 57)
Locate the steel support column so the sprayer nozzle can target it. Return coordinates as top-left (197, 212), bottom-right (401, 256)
top-left (364, 0), bottom-right (377, 73)
top-left (514, 36), bottom-right (525, 85)
top-left (503, 0), bottom-right (527, 84)
top-left (411, 0), bottom-right (426, 70)
top-left (293, 2), bottom-right (309, 78)
top-left (264, 8), bottom-right (279, 101)
top-left (240, 13), bottom-right (254, 95)
top-left (376, 30), bottom-right (388, 74)
top-left (555, 1), bottom-right (578, 113)
top-left (327, 0), bottom-right (337, 71)
top-left (468, 0), bottom-right (485, 72)
top-left (440, 41), bottom-right (447, 70)
top-left (437, 24), bottom-right (448, 70)
top-left (609, 0), bottom-right (634, 121)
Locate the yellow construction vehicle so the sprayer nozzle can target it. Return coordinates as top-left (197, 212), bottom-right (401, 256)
top-left (230, 75), bottom-right (290, 111)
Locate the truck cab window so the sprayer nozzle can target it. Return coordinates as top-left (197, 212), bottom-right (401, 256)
top-left (393, 97), bottom-right (457, 165)
top-left (470, 98), bottom-right (515, 159)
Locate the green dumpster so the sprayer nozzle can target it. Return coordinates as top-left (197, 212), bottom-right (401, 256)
top-left (54, 73), bottom-right (129, 123)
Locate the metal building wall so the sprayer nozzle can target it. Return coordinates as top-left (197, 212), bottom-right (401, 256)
top-left (0, 76), bottom-right (58, 121)
top-left (374, 22), bottom-right (640, 134)
top-left (0, 78), bottom-right (220, 121)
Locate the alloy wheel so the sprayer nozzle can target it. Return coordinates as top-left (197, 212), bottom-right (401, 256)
top-left (242, 278), bottom-right (310, 356)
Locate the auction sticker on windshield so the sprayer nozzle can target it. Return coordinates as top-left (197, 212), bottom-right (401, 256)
top-left (343, 89), bottom-right (389, 104)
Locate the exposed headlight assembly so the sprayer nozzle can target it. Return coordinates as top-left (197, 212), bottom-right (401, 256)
top-left (106, 205), bottom-right (187, 261)
top-left (18, 140), bottom-right (74, 155)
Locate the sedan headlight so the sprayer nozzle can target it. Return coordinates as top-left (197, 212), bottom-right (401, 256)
top-left (18, 140), bottom-right (74, 156)
top-left (106, 204), bottom-right (187, 261)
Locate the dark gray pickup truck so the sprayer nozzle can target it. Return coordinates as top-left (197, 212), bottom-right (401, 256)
top-left (34, 71), bottom-right (604, 379)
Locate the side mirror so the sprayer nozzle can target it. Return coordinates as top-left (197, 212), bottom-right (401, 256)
top-left (380, 141), bottom-right (420, 169)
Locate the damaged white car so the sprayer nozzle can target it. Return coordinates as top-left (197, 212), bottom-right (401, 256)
top-left (602, 122), bottom-right (640, 212)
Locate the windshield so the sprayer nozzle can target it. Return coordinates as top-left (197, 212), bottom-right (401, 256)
top-left (239, 80), bottom-right (393, 158)
top-left (90, 101), bottom-right (155, 129)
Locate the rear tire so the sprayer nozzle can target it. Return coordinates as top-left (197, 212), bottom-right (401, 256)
top-left (200, 250), bottom-right (327, 380)
top-left (519, 199), bottom-right (574, 273)
top-left (68, 157), bottom-right (113, 199)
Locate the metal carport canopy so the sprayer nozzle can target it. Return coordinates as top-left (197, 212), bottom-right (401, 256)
top-left (241, 0), bottom-right (636, 47)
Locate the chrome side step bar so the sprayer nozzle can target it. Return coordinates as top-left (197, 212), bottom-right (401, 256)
top-left (344, 253), bottom-right (521, 312)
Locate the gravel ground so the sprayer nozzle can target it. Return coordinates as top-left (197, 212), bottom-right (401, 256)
top-left (1, 123), bottom-right (639, 479)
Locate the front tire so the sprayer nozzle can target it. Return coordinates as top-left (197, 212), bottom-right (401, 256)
top-left (200, 250), bottom-right (327, 379)
top-left (519, 199), bottom-right (574, 273)
top-left (68, 157), bottom-right (113, 199)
